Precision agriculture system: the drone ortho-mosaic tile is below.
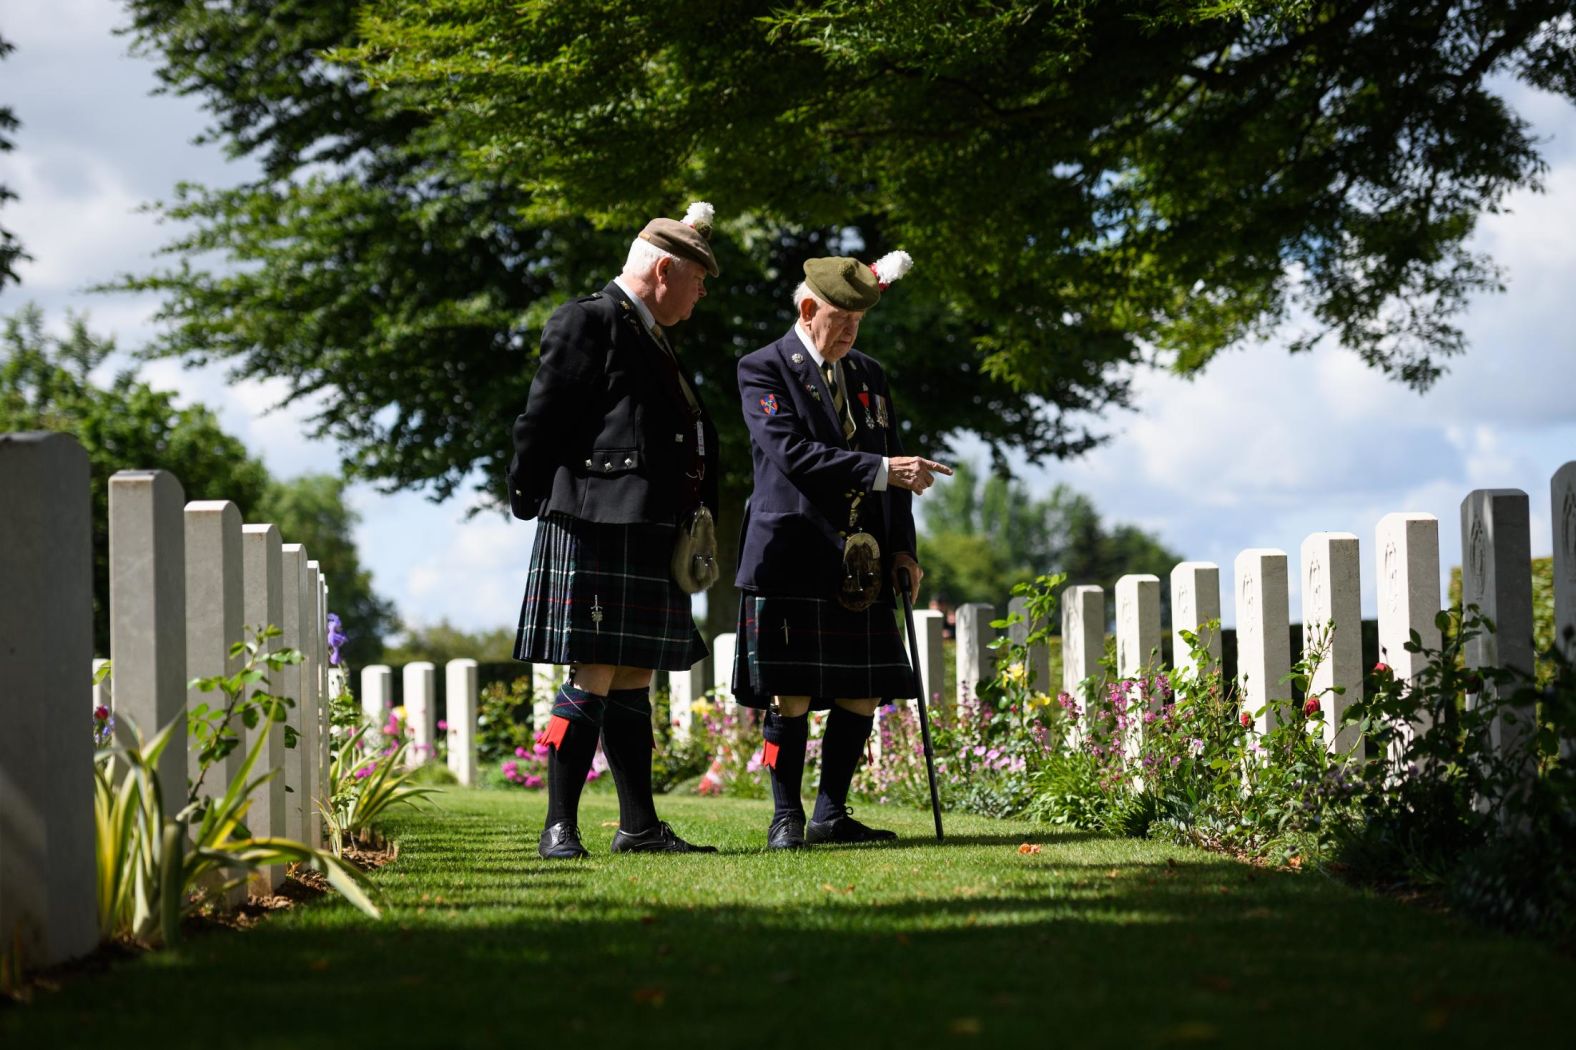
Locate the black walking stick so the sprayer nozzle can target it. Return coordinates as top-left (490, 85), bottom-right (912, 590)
top-left (897, 568), bottom-right (944, 841)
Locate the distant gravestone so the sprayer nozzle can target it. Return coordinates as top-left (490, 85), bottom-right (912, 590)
top-left (184, 501), bottom-right (245, 797)
top-left (1169, 562), bottom-right (1222, 676)
top-left (1234, 549), bottom-right (1291, 734)
top-left (279, 544), bottom-right (309, 843)
top-left (0, 433), bottom-right (97, 964)
top-left (361, 665), bottom-right (393, 725)
top-left (1301, 532), bottom-right (1363, 757)
top-left (1061, 586), bottom-right (1104, 748)
top-left (1007, 596), bottom-right (1051, 695)
top-left (712, 634), bottom-right (738, 706)
top-left (1553, 463), bottom-right (1576, 666)
top-left (403, 662), bottom-right (437, 767)
top-left (954, 603), bottom-right (996, 708)
top-left (446, 659), bottom-right (479, 786)
top-left (667, 659), bottom-right (705, 742)
top-left (911, 610), bottom-right (946, 715)
top-left (1460, 489), bottom-right (1536, 789)
top-left (1375, 513), bottom-right (1442, 768)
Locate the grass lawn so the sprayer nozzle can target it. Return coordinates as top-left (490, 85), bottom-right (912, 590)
top-left (3, 787), bottom-right (1570, 1048)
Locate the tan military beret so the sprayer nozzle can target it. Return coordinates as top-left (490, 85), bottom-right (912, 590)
top-left (638, 201), bottom-right (720, 278)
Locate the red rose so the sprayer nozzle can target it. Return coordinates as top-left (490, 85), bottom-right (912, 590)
top-left (1303, 697), bottom-right (1321, 717)
top-left (1373, 662), bottom-right (1391, 675)
top-left (1239, 711), bottom-right (1252, 728)
top-left (93, 705), bottom-right (110, 722)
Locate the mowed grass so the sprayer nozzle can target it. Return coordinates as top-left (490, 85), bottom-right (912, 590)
top-left (4, 787), bottom-right (1571, 1048)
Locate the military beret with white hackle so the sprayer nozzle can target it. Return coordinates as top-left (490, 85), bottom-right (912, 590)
top-left (638, 201), bottom-right (720, 277)
top-left (803, 250), bottom-right (913, 311)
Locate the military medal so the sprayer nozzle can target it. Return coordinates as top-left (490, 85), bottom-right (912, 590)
top-left (791, 352), bottom-right (805, 364)
top-left (856, 389), bottom-right (876, 431)
top-left (874, 394), bottom-right (889, 428)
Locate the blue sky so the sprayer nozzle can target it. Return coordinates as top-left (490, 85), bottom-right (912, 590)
top-left (4, 0), bottom-right (1573, 637)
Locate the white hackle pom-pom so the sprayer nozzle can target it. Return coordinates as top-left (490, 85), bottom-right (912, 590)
top-left (681, 201), bottom-right (715, 228)
top-left (871, 250), bottom-right (913, 288)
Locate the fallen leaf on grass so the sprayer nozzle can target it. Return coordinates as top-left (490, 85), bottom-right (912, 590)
top-left (820, 883), bottom-right (856, 894)
top-left (1286, 855), bottom-right (1303, 870)
top-left (1017, 843), bottom-right (1041, 855)
top-left (601, 820), bottom-right (620, 828)
top-left (1106, 868), bottom-right (1120, 879)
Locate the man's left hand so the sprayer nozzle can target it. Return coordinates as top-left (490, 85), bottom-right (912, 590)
top-left (892, 553), bottom-right (924, 604)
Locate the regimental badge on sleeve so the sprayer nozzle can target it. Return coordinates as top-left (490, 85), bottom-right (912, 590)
top-left (759, 394), bottom-right (779, 416)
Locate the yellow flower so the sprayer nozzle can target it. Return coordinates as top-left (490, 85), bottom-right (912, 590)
top-left (1027, 692), bottom-right (1052, 710)
top-left (1001, 662), bottom-right (1027, 686)
top-left (690, 699), bottom-right (715, 717)
top-left (392, 705), bottom-right (407, 721)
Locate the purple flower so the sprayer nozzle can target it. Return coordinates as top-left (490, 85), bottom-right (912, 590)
top-left (437, 719), bottom-right (449, 731)
top-left (326, 613), bottom-right (348, 667)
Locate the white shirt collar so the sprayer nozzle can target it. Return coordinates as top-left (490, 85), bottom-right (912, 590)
top-left (793, 322), bottom-right (831, 369)
top-left (612, 276), bottom-right (659, 332)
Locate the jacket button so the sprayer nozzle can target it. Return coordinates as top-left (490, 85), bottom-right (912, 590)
top-left (603, 462), bottom-right (613, 471)
top-left (624, 457), bottom-right (634, 467)
top-left (584, 458), bottom-right (593, 468)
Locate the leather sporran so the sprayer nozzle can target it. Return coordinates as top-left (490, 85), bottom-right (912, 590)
top-left (671, 506), bottom-right (720, 594)
top-left (837, 531), bottom-right (883, 612)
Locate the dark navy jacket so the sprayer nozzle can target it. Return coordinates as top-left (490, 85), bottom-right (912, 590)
top-left (507, 281), bottom-right (719, 525)
top-left (734, 329), bottom-right (916, 597)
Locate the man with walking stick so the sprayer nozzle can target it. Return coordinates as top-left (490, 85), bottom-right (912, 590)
top-left (732, 251), bottom-right (952, 849)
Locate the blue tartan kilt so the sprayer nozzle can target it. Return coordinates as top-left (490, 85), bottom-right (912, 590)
top-left (732, 592), bottom-right (918, 710)
top-left (514, 513), bottom-right (708, 671)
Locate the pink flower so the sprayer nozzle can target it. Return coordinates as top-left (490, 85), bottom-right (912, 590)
top-left (1240, 711), bottom-right (1252, 729)
top-left (533, 742), bottom-right (550, 758)
top-left (1303, 697), bottom-right (1321, 717)
top-left (354, 763), bottom-right (375, 779)
top-left (515, 746), bottom-right (528, 758)
top-left (524, 775), bottom-right (542, 788)
top-left (437, 719), bottom-right (449, 731)
top-left (1373, 662), bottom-right (1391, 675)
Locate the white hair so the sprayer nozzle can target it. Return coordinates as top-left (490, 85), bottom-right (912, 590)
top-left (792, 280), bottom-right (826, 312)
top-left (623, 237), bottom-right (677, 279)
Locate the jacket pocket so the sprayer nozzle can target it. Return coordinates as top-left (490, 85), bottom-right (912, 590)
top-left (581, 447), bottom-right (642, 478)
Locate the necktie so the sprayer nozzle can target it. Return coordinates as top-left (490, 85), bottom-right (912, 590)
top-left (822, 362), bottom-right (856, 441)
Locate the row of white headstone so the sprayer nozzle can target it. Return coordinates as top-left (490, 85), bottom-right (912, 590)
top-left (0, 432), bottom-right (344, 968)
top-left (653, 471), bottom-right (1576, 768)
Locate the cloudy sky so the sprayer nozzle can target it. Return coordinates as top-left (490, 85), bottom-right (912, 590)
top-left (4, 1), bottom-right (1573, 637)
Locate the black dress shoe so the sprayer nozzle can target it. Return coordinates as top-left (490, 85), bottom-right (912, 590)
top-left (538, 821), bottom-right (590, 859)
top-left (767, 812), bottom-right (806, 850)
top-left (609, 821), bottom-right (718, 854)
top-left (805, 808), bottom-right (897, 844)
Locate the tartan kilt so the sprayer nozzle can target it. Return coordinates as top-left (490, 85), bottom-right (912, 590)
top-left (732, 592), bottom-right (918, 710)
top-left (514, 513), bottom-right (707, 671)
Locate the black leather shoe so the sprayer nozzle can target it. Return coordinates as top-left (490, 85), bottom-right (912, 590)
top-left (767, 812), bottom-right (806, 850)
top-left (610, 821), bottom-right (718, 854)
top-left (538, 821), bottom-right (589, 859)
top-left (805, 807), bottom-right (897, 844)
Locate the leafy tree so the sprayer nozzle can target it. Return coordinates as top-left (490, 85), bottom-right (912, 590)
top-left (0, 33), bottom-right (28, 288)
top-left (254, 474), bottom-right (398, 668)
top-left (112, 0), bottom-right (1575, 639)
top-left (381, 619), bottom-right (517, 667)
top-left (0, 304), bottom-right (271, 654)
top-left (919, 461), bottom-right (1182, 619)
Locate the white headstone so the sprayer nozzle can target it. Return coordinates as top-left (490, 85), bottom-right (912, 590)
top-left (1301, 532), bottom-right (1363, 757)
top-left (361, 665), bottom-right (393, 725)
top-left (1461, 489), bottom-right (1536, 784)
top-left (531, 663), bottom-right (560, 731)
top-left (955, 603), bottom-right (996, 708)
top-left (667, 659), bottom-right (705, 742)
top-left (445, 659), bottom-right (478, 786)
top-left (92, 658), bottom-right (112, 711)
top-left (1007, 596), bottom-right (1052, 694)
top-left (279, 544), bottom-right (309, 843)
top-left (1235, 549), bottom-right (1291, 734)
top-left (1061, 585), bottom-right (1105, 698)
top-left (1169, 561), bottom-right (1222, 675)
top-left (1115, 575), bottom-right (1162, 679)
top-left (403, 662), bottom-right (437, 767)
top-left (912, 610), bottom-right (946, 714)
top-left (1375, 513), bottom-right (1442, 766)
top-left (241, 523), bottom-right (287, 892)
top-left (109, 470), bottom-right (188, 818)
top-left (318, 575), bottom-right (333, 837)
top-left (183, 501), bottom-right (245, 799)
top-left (1553, 463), bottom-right (1576, 665)
top-left (0, 433), bottom-right (98, 964)
top-left (712, 634), bottom-right (737, 704)
top-left (302, 560), bottom-right (323, 846)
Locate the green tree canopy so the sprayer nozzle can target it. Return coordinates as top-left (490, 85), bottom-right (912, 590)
top-left (918, 461), bottom-right (1183, 617)
top-left (0, 33), bottom-right (28, 288)
top-left (255, 474), bottom-right (399, 668)
top-left (381, 619), bottom-right (517, 667)
top-left (112, 1), bottom-right (1574, 635)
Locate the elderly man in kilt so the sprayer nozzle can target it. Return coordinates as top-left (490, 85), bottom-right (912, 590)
top-left (509, 202), bottom-right (723, 859)
top-left (733, 252), bottom-right (952, 849)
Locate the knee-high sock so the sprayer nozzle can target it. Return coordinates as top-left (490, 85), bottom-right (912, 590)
top-left (602, 686), bottom-right (660, 834)
top-left (540, 683), bottom-right (605, 829)
top-left (813, 704), bottom-right (873, 823)
top-left (763, 710), bottom-right (810, 821)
